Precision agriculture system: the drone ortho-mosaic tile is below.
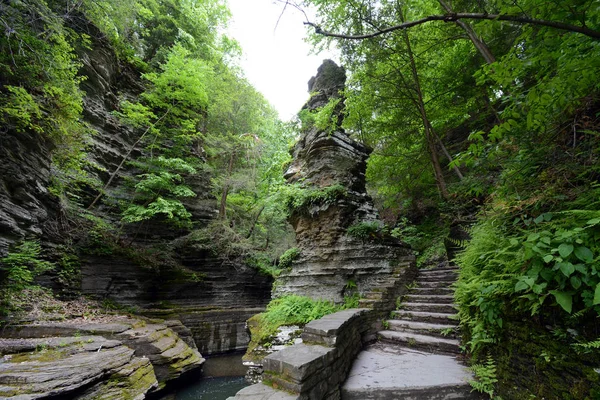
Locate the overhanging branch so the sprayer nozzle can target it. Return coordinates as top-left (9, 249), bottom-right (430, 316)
top-left (304, 13), bottom-right (600, 40)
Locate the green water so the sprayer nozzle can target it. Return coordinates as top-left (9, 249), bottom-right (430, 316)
top-left (164, 353), bottom-right (250, 400)
top-left (174, 376), bottom-right (248, 400)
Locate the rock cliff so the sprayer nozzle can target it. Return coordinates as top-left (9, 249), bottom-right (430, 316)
top-left (274, 60), bottom-right (414, 302)
top-left (0, 19), bottom-right (271, 361)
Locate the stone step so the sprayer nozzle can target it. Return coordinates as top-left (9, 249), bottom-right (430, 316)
top-left (416, 274), bottom-right (457, 282)
top-left (400, 302), bottom-right (457, 314)
top-left (411, 287), bottom-right (454, 296)
top-left (342, 344), bottom-right (479, 400)
top-left (378, 330), bottom-right (461, 354)
top-left (392, 310), bottom-right (458, 324)
top-left (418, 268), bottom-right (458, 275)
top-left (386, 320), bottom-right (458, 339)
top-left (419, 266), bottom-right (459, 273)
top-left (404, 294), bottom-right (454, 304)
top-left (364, 291), bottom-right (385, 300)
top-left (415, 281), bottom-right (455, 289)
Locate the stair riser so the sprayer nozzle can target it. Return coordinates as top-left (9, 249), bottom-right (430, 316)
top-left (392, 312), bottom-right (457, 324)
top-left (411, 288), bottom-right (454, 295)
top-left (342, 385), bottom-right (478, 400)
top-left (417, 275), bottom-right (457, 282)
top-left (416, 281), bottom-right (455, 288)
top-left (404, 295), bottom-right (454, 304)
top-left (379, 335), bottom-right (460, 354)
top-left (401, 304), bottom-right (456, 314)
top-left (388, 325), bottom-right (458, 339)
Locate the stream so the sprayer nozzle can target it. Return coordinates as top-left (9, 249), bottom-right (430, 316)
top-left (160, 353), bottom-right (250, 400)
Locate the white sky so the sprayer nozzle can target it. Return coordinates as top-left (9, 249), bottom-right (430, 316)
top-left (226, 0), bottom-right (339, 120)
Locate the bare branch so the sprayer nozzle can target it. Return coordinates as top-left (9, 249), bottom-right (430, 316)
top-left (305, 13), bottom-right (600, 40)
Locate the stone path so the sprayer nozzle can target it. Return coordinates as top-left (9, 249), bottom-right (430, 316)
top-left (342, 265), bottom-right (480, 399)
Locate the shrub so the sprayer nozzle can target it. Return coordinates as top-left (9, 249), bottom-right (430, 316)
top-left (347, 221), bottom-right (382, 240)
top-left (279, 247), bottom-right (300, 269)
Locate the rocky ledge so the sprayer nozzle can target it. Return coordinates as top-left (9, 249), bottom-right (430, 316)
top-left (0, 316), bottom-right (205, 398)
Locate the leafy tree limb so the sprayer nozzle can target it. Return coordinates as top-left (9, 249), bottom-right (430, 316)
top-left (304, 13), bottom-right (600, 40)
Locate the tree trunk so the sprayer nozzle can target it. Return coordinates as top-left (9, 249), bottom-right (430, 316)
top-left (438, 0), bottom-right (496, 64)
top-left (219, 151), bottom-right (236, 219)
top-left (402, 29), bottom-right (450, 199)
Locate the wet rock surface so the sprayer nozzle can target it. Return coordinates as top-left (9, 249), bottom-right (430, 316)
top-left (0, 335), bottom-right (157, 399)
top-left (0, 315), bottom-right (205, 396)
top-left (275, 60), bottom-right (413, 302)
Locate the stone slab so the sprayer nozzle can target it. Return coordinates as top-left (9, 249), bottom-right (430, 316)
top-left (263, 343), bottom-right (335, 382)
top-left (227, 383), bottom-right (298, 400)
top-left (342, 343), bottom-right (475, 398)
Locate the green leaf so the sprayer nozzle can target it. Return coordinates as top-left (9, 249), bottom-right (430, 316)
top-left (534, 215), bottom-right (544, 224)
top-left (558, 243), bottom-right (574, 258)
top-left (574, 246), bottom-right (593, 263)
top-left (558, 262), bottom-right (575, 277)
top-left (594, 284), bottom-right (600, 305)
top-left (543, 254), bottom-right (554, 263)
top-left (550, 291), bottom-right (572, 313)
top-left (586, 218), bottom-right (600, 225)
top-left (527, 233), bottom-right (540, 242)
top-left (570, 276), bottom-right (582, 290)
top-left (515, 280), bottom-right (530, 292)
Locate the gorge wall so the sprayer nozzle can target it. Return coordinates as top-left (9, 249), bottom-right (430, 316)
top-left (0, 22), bottom-right (272, 356)
top-left (274, 60), bottom-right (414, 302)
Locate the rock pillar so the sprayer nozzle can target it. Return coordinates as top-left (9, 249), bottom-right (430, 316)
top-left (273, 60), bottom-right (413, 302)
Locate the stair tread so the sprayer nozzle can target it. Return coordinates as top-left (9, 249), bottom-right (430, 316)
top-left (387, 320), bottom-right (458, 330)
top-left (393, 310), bottom-right (458, 319)
top-left (402, 302), bottom-right (457, 307)
top-left (405, 294), bottom-right (454, 302)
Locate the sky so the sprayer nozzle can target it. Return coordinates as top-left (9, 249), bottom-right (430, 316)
top-left (226, 0), bottom-right (339, 120)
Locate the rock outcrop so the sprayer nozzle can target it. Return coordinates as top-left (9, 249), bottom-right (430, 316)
top-left (0, 130), bottom-right (58, 257)
top-left (274, 60), bottom-right (414, 302)
top-left (0, 336), bottom-right (157, 399)
top-left (0, 315), bottom-right (205, 397)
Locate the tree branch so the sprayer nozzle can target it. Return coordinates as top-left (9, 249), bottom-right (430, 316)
top-left (304, 13), bottom-right (600, 40)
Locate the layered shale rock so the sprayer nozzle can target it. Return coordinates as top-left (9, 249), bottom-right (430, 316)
top-left (0, 336), bottom-right (158, 399)
top-left (274, 60), bottom-right (414, 303)
top-left (0, 316), bottom-right (205, 391)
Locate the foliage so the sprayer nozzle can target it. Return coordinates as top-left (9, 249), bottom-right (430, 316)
top-left (279, 247), bottom-right (300, 269)
top-left (122, 157), bottom-right (197, 227)
top-left (347, 221), bottom-right (383, 240)
top-left (298, 97), bottom-right (342, 134)
top-left (469, 355), bottom-right (499, 399)
top-left (456, 208), bottom-right (600, 352)
top-left (248, 295), bottom-right (342, 350)
top-left (0, 241), bottom-right (54, 291)
top-left (281, 183), bottom-right (347, 215)
top-left (0, 241), bottom-right (54, 315)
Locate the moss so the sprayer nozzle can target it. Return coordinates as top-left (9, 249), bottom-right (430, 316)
top-left (490, 320), bottom-right (600, 400)
top-left (9, 349), bottom-right (68, 363)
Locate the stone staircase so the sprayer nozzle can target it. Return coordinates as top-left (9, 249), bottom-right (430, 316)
top-left (342, 265), bottom-right (481, 399)
top-left (379, 265), bottom-right (461, 355)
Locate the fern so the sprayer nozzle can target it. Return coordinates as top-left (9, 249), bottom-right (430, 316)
top-left (469, 355), bottom-right (498, 398)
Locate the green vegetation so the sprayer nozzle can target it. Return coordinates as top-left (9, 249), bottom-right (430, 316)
top-left (347, 221), bottom-right (382, 240)
top-left (2, 0), bottom-right (600, 396)
top-left (278, 247), bottom-right (300, 270)
top-left (0, 241), bottom-right (54, 315)
top-left (469, 355), bottom-right (499, 399)
top-left (302, 0), bottom-right (600, 396)
top-left (282, 183), bottom-right (347, 215)
top-left (246, 294), bottom-right (357, 357)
